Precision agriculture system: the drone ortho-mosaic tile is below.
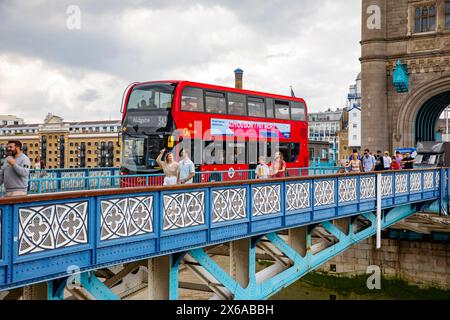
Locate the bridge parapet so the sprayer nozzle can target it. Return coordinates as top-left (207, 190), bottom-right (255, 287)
top-left (0, 168), bottom-right (446, 291)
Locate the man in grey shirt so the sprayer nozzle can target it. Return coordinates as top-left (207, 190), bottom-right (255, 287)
top-left (0, 141), bottom-right (31, 197)
top-left (362, 149), bottom-right (376, 172)
top-left (178, 150), bottom-right (195, 184)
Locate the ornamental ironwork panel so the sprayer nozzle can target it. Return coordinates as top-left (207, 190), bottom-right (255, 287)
top-left (212, 188), bottom-right (247, 223)
top-left (286, 182), bottom-right (311, 211)
top-left (252, 185), bottom-right (281, 216)
top-left (89, 171), bottom-right (113, 189)
top-left (436, 171), bottom-right (440, 189)
top-left (338, 178), bottom-right (357, 203)
top-left (100, 196), bottom-right (153, 241)
top-left (163, 192), bottom-right (205, 231)
top-left (18, 202), bottom-right (88, 256)
top-left (360, 176), bottom-right (376, 199)
top-left (395, 174), bottom-right (408, 194)
top-left (314, 180), bottom-right (335, 206)
top-left (424, 172), bottom-right (434, 190)
top-left (381, 175), bottom-right (393, 197)
top-left (410, 173), bottom-right (422, 192)
top-left (61, 172), bottom-right (86, 190)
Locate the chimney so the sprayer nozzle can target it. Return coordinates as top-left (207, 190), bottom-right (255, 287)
top-left (234, 68), bottom-right (244, 89)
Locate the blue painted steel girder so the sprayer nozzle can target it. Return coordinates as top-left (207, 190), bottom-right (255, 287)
top-left (182, 202), bottom-right (435, 300)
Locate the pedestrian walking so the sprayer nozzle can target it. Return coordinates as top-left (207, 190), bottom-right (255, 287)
top-left (362, 149), bottom-right (375, 172)
top-left (255, 156), bottom-right (270, 179)
top-left (156, 148), bottom-right (178, 186)
top-left (271, 151), bottom-right (286, 178)
top-left (390, 156), bottom-right (400, 170)
top-left (34, 157), bottom-right (41, 170)
top-left (0, 141), bottom-right (31, 197)
top-left (395, 151), bottom-right (404, 169)
top-left (401, 152), bottom-right (416, 170)
top-left (374, 150), bottom-right (384, 171)
top-left (348, 149), bottom-right (362, 161)
top-left (178, 149), bottom-right (195, 184)
top-left (383, 151), bottom-right (392, 170)
top-left (345, 154), bottom-right (362, 172)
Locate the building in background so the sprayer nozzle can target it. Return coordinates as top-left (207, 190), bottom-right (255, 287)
top-left (308, 140), bottom-right (332, 164)
top-left (0, 114), bottom-right (121, 169)
top-left (347, 73), bottom-right (362, 152)
top-left (308, 108), bottom-right (346, 161)
top-left (0, 115), bottom-right (24, 126)
top-left (437, 107), bottom-right (450, 142)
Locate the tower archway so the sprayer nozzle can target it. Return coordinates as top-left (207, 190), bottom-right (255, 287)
top-left (414, 91), bottom-right (450, 143)
top-left (395, 77), bottom-right (450, 149)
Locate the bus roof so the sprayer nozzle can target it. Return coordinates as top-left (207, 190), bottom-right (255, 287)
top-left (134, 80), bottom-right (308, 105)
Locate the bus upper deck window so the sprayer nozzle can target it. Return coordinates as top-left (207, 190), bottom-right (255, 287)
top-left (228, 93), bottom-right (247, 116)
top-left (275, 100), bottom-right (290, 120)
top-left (205, 91), bottom-right (226, 114)
top-left (127, 84), bottom-right (174, 110)
top-left (182, 87), bottom-right (204, 112)
top-left (291, 102), bottom-right (306, 121)
top-left (248, 97), bottom-right (265, 118)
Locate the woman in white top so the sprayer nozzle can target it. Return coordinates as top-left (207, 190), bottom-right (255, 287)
top-left (34, 157), bottom-right (41, 170)
top-left (255, 156), bottom-right (270, 179)
top-left (383, 151), bottom-right (392, 170)
top-left (156, 148), bottom-right (179, 186)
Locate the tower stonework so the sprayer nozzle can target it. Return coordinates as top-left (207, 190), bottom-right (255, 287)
top-left (361, 0), bottom-right (450, 151)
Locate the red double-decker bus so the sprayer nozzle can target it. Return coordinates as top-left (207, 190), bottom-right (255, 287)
top-left (120, 80), bottom-right (308, 182)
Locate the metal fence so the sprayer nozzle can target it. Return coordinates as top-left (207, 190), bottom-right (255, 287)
top-left (0, 166), bottom-right (343, 195)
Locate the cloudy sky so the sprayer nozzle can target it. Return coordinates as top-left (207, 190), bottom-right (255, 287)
top-left (0, 0), bottom-right (361, 123)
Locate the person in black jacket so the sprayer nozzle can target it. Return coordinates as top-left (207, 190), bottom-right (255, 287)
top-left (374, 150), bottom-right (384, 171)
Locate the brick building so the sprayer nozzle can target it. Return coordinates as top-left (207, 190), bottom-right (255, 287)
top-left (0, 114), bottom-right (121, 169)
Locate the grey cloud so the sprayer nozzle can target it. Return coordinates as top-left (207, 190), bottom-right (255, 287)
top-left (0, 0), bottom-right (361, 122)
top-left (78, 89), bottom-right (99, 101)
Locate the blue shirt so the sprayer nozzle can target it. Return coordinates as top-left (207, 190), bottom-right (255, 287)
top-left (178, 159), bottom-right (195, 184)
top-left (362, 155), bottom-right (375, 172)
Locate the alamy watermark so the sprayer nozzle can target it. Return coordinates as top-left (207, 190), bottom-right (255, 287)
top-left (66, 265), bottom-right (82, 289)
top-left (66, 5), bottom-right (81, 30)
top-left (366, 5), bottom-right (381, 30)
top-left (366, 265), bottom-right (381, 290)
top-left (160, 121), bottom-right (282, 165)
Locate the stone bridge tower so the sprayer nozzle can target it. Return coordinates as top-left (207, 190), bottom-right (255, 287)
top-left (361, 0), bottom-right (450, 152)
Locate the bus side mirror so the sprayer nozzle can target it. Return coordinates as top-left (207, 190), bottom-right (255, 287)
top-left (168, 135), bottom-right (175, 149)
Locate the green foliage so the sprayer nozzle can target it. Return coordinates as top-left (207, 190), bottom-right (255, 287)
top-left (271, 272), bottom-right (450, 300)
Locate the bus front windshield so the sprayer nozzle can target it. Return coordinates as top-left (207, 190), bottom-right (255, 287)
top-left (127, 83), bottom-right (175, 110)
top-left (122, 135), bottom-right (166, 173)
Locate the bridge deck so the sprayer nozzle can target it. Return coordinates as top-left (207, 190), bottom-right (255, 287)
top-left (0, 168), bottom-right (447, 292)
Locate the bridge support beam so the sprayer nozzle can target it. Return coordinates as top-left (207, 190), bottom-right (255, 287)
top-left (22, 283), bottom-right (48, 300)
top-left (333, 218), bottom-right (350, 235)
top-left (288, 227), bottom-right (308, 257)
top-left (230, 239), bottom-right (250, 288)
top-left (148, 255), bottom-right (170, 300)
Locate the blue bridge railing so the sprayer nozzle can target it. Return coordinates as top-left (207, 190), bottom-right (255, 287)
top-left (1, 166), bottom-right (343, 195)
top-left (0, 168), bottom-right (446, 292)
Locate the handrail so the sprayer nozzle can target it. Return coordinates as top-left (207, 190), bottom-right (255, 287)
top-left (0, 167), bottom-right (443, 205)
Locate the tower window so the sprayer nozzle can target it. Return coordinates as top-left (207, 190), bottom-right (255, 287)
top-left (414, 4), bottom-right (436, 33)
top-left (446, 2), bottom-right (450, 29)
